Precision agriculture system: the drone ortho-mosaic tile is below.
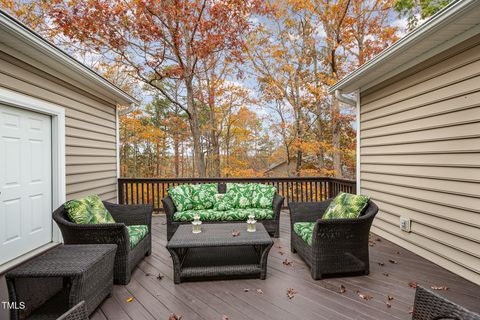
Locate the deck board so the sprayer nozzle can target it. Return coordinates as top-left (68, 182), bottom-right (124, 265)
top-left (92, 212), bottom-right (480, 320)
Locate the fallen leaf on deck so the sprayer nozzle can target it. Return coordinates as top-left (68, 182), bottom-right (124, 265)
top-left (396, 251), bottom-right (400, 255)
top-left (256, 289), bottom-right (263, 294)
top-left (431, 286), bottom-right (449, 291)
top-left (382, 273), bottom-right (389, 277)
top-left (222, 315), bottom-right (229, 320)
top-left (286, 288), bottom-right (297, 299)
top-left (408, 282), bottom-right (417, 289)
top-left (279, 251), bottom-right (285, 255)
top-left (232, 230), bottom-right (240, 237)
top-left (157, 273), bottom-right (164, 280)
top-left (385, 301), bottom-right (391, 308)
top-left (126, 297), bottom-right (134, 303)
top-left (387, 295), bottom-right (394, 301)
top-left (368, 241), bottom-right (376, 247)
top-left (375, 238), bottom-right (381, 242)
top-left (378, 262), bottom-right (385, 266)
top-left (169, 313), bottom-right (183, 320)
top-left (161, 221), bottom-right (167, 225)
top-left (244, 288), bottom-right (249, 292)
top-left (145, 273), bottom-right (152, 276)
top-left (357, 292), bottom-right (373, 300)
top-left (283, 258), bottom-right (293, 266)
top-left (339, 285), bottom-right (346, 293)
top-left (275, 245), bottom-right (282, 249)
top-left (388, 259), bottom-right (398, 264)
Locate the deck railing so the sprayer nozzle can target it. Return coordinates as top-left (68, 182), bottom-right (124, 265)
top-left (118, 177), bottom-right (356, 212)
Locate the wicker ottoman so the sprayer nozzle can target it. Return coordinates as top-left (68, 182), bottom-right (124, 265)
top-left (6, 244), bottom-right (117, 320)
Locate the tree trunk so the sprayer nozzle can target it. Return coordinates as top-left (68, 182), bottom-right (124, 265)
top-left (174, 138), bottom-right (180, 177)
top-left (185, 78), bottom-right (207, 177)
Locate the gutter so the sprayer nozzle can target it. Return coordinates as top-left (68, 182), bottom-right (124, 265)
top-left (335, 90), bottom-right (357, 106)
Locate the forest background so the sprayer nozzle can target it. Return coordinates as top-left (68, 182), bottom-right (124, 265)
top-left (2, 0), bottom-right (451, 179)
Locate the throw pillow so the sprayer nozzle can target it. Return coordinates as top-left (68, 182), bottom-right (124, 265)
top-left (190, 183), bottom-right (218, 210)
top-left (251, 183), bottom-right (276, 209)
top-left (322, 192), bottom-right (369, 220)
top-left (225, 183), bottom-right (254, 209)
top-left (65, 194), bottom-right (115, 224)
top-left (168, 185), bottom-right (194, 211)
top-left (213, 193), bottom-right (235, 211)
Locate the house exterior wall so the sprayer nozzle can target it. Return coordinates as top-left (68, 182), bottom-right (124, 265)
top-left (0, 51), bottom-right (118, 202)
top-left (359, 36), bottom-right (480, 285)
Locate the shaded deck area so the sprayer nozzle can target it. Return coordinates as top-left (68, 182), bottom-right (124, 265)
top-left (91, 212), bottom-right (480, 320)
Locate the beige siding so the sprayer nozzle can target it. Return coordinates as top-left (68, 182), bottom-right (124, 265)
top-left (0, 51), bottom-right (118, 203)
top-left (360, 38), bottom-right (480, 285)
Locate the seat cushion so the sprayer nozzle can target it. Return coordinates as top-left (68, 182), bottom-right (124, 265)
top-left (293, 222), bottom-right (315, 245)
top-left (173, 209), bottom-right (224, 222)
top-left (168, 185), bottom-right (194, 211)
top-left (65, 194), bottom-right (115, 224)
top-left (190, 183), bottom-right (217, 210)
top-left (173, 208), bottom-right (274, 222)
top-left (322, 192), bottom-right (369, 220)
top-left (127, 225), bottom-right (149, 249)
top-left (251, 184), bottom-right (276, 209)
top-left (222, 208), bottom-right (275, 221)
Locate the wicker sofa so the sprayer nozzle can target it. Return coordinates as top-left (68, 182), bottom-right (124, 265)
top-left (53, 202), bottom-right (152, 285)
top-left (412, 286), bottom-right (480, 320)
top-left (163, 183), bottom-right (284, 240)
top-left (289, 198), bottom-right (378, 279)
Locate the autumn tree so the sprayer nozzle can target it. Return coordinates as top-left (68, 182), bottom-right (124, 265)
top-left (45, 0), bottom-right (270, 177)
top-left (394, 0), bottom-right (452, 30)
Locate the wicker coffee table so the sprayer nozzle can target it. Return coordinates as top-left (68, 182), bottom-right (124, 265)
top-left (166, 223), bottom-right (273, 284)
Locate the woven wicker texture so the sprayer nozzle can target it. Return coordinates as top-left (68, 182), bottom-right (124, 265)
top-left (57, 301), bottom-right (89, 320)
top-left (163, 183), bottom-right (284, 240)
top-left (412, 286), bottom-right (480, 320)
top-left (6, 245), bottom-right (116, 320)
top-left (288, 199), bottom-right (378, 279)
top-left (166, 223), bottom-right (273, 283)
top-left (53, 202), bottom-right (153, 284)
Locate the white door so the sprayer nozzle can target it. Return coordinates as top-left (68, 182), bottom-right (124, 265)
top-left (0, 104), bottom-right (52, 265)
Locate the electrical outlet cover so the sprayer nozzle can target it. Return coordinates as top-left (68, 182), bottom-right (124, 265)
top-left (400, 217), bottom-right (411, 232)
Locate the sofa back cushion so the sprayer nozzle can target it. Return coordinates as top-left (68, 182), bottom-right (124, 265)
top-left (251, 184), bottom-right (276, 209)
top-left (226, 183), bottom-right (255, 209)
top-left (168, 185), bottom-right (194, 211)
top-left (65, 194), bottom-right (115, 224)
top-left (169, 184), bottom-right (219, 211)
top-left (190, 183), bottom-right (218, 210)
top-left (322, 192), bottom-right (369, 220)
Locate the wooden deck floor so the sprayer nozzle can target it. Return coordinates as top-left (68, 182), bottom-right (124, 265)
top-left (91, 213), bottom-right (480, 320)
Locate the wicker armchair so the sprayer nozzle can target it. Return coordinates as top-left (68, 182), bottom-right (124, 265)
top-left (53, 202), bottom-right (153, 285)
top-left (163, 183), bottom-right (284, 240)
top-left (412, 286), bottom-right (480, 320)
top-left (288, 199), bottom-right (378, 279)
top-left (57, 301), bottom-right (89, 320)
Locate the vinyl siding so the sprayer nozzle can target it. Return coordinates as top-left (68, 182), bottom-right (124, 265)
top-left (359, 37), bottom-right (480, 285)
top-left (0, 51), bottom-right (118, 203)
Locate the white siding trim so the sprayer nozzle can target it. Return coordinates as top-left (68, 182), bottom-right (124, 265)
top-left (116, 107), bottom-right (120, 202)
top-left (0, 87), bottom-right (65, 243)
top-left (356, 89), bottom-right (361, 195)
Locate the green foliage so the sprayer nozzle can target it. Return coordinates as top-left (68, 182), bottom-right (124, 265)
top-left (394, 0), bottom-right (453, 30)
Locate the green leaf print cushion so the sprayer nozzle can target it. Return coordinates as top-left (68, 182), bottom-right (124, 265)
top-left (127, 225), bottom-right (148, 249)
top-left (293, 222), bottom-right (315, 245)
top-left (190, 183), bottom-right (218, 210)
top-left (225, 183), bottom-right (254, 209)
top-left (251, 184), bottom-right (276, 209)
top-left (168, 185), bottom-right (194, 212)
top-left (65, 194), bottom-right (115, 224)
top-left (322, 192), bottom-right (369, 220)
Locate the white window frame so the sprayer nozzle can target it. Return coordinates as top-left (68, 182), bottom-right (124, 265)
top-left (0, 87), bottom-right (65, 267)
